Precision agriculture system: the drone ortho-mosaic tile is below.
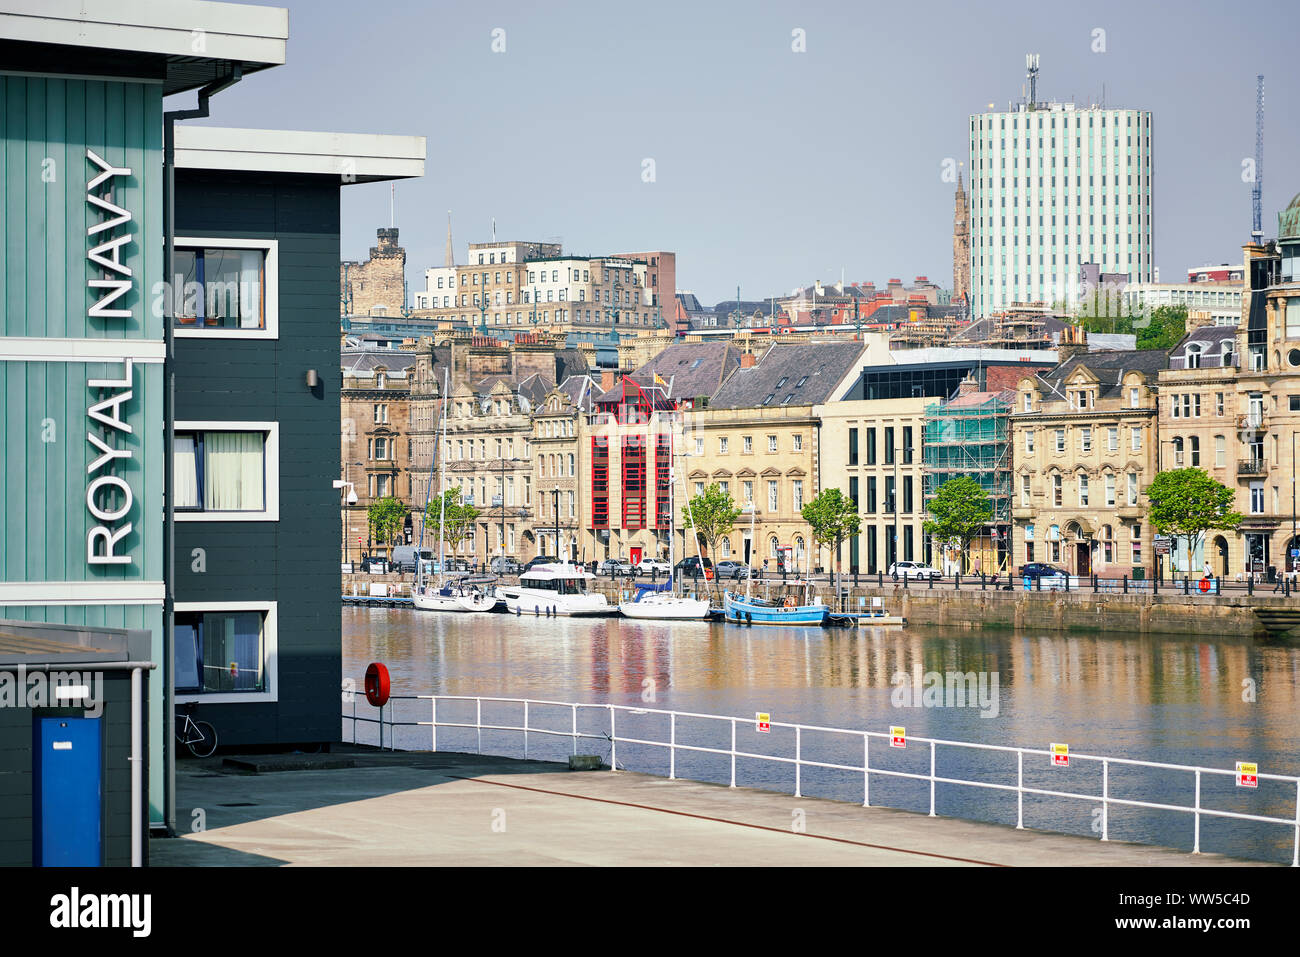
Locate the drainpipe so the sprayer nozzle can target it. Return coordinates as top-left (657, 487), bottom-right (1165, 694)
top-left (161, 66), bottom-right (242, 835)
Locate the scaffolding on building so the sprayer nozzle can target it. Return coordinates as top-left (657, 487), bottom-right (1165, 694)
top-left (922, 390), bottom-right (1013, 571)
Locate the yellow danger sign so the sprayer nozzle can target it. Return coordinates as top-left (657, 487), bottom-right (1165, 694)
top-left (1051, 742), bottom-right (1069, 767)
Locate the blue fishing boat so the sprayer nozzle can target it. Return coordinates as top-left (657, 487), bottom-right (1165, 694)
top-left (723, 588), bottom-right (828, 626)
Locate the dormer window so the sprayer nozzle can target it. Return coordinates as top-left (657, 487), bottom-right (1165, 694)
top-left (1023, 393), bottom-right (1033, 412)
top-left (1185, 343), bottom-right (1202, 369)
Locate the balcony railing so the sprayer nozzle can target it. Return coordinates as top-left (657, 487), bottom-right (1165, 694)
top-left (1238, 412), bottom-right (1266, 431)
top-left (1238, 458), bottom-right (1267, 476)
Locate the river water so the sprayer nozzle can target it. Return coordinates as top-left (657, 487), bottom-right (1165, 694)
top-left (342, 607), bottom-right (1300, 864)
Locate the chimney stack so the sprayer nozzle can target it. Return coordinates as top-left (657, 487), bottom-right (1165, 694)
top-left (740, 351), bottom-right (757, 369)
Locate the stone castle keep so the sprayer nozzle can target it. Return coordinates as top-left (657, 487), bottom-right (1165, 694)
top-left (342, 226), bottom-right (407, 316)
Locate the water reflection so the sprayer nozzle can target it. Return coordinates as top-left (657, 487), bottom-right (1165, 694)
top-left (343, 608), bottom-right (1300, 862)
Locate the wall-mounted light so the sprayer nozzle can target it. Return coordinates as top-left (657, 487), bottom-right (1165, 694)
top-left (306, 369), bottom-right (319, 388)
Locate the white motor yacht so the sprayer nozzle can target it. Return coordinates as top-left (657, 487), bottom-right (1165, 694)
top-left (500, 563), bottom-right (611, 616)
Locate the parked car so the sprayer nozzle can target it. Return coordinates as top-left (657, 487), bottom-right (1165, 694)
top-left (490, 556), bottom-right (522, 575)
top-left (1019, 562), bottom-right (1067, 580)
top-left (359, 554), bottom-right (389, 574)
top-left (598, 557), bottom-right (633, 576)
top-left (674, 556), bottom-right (714, 580)
top-left (391, 546), bottom-right (434, 574)
top-left (714, 560), bottom-right (751, 580)
top-left (888, 561), bottom-right (942, 579)
top-left (523, 555), bottom-right (560, 572)
top-left (637, 557), bottom-right (671, 577)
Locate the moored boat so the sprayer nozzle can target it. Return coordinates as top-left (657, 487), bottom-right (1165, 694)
top-left (500, 563), bottom-right (612, 616)
top-left (618, 581), bottom-right (710, 620)
top-left (723, 589), bottom-right (828, 626)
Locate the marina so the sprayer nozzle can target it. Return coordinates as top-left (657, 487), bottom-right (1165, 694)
top-left (342, 605), bottom-right (1300, 865)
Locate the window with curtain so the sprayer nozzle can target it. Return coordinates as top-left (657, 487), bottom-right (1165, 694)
top-left (174, 610), bottom-right (266, 693)
top-left (174, 431), bottom-right (266, 512)
top-left (174, 247), bottom-right (265, 329)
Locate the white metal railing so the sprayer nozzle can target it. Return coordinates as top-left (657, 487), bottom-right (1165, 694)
top-left (342, 688), bottom-right (1300, 866)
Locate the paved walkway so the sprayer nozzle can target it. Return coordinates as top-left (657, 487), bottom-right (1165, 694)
top-left (150, 749), bottom-right (1272, 867)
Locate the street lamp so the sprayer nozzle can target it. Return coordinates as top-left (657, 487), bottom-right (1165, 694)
top-left (333, 479), bottom-right (358, 566)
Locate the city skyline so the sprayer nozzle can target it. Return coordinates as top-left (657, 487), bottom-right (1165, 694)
top-left (182, 0), bottom-right (1300, 306)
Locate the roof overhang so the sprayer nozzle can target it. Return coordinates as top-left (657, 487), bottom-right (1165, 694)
top-left (0, 0), bottom-right (288, 95)
top-left (175, 126), bottom-right (426, 183)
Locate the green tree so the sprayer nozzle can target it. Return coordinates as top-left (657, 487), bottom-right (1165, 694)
top-left (801, 488), bottom-right (861, 606)
top-left (923, 477), bottom-right (992, 573)
top-left (1146, 468), bottom-right (1242, 574)
top-left (367, 496), bottom-right (407, 552)
top-left (425, 487), bottom-right (479, 556)
top-left (685, 482), bottom-right (742, 594)
top-left (1135, 304), bottom-right (1188, 352)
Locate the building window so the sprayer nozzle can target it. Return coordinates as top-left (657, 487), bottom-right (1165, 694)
top-left (1021, 474), bottom-right (1031, 506)
top-left (1190, 436), bottom-right (1200, 467)
top-left (1173, 437), bottom-right (1184, 467)
top-left (1215, 435), bottom-right (1226, 467)
top-left (793, 480), bottom-right (804, 511)
top-left (743, 435), bottom-right (753, 454)
top-left (792, 434), bottom-right (803, 451)
top-left (867, 476), bottom-right (877, 512)
top-left (1250, 482), bottom-right (1264, 514)
top-left (1127, 472), bottom-right (1138, 506)
top-left (1105, 473), bottom-right (1116, 506)
top-left (1078, 474), bottom-right (1089, 507)
top-left (173, 239), bottom-right (277, 337)
top-left (742, 480), bottom-right (753, 502)
top-left (1131, 428), bottom-right (1142, 452)
top-left (174, 603), bottom-right (276, 702)
top-left (1025, 430), bottom-right (1035, 454)
top-left (695, 438), bottom-right (704, 456)
top-left (848, 428), bottom-right (859, 465)
top-left (719, 437), bottom-right (729, 454)
top-left (768, 480), bottom-right (779, 512)
top-left (1080, 427), bottom-right (1092, 453)
top-left (174, 424), bottom-right (278, 520)
top-left (884, 428), bottom-right (895, 464)
top-left (1052, 474), bottom-right (1062, 506)
top-left (1055, 429), bottom-right (1065, 453)
top-left (1107, 427), bottom-right (1118, 452)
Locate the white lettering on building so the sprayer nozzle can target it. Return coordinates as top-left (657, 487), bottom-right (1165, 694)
top-left (84, 148), bottom-right (137, 566)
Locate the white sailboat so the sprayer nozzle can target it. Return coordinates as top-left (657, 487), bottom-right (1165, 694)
top-left (413, 368), bottom-right (501, 614)
top-left (618, 444), bottom-right (710, 621)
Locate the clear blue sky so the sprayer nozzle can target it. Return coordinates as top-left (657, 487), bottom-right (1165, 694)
top-left (180, 0), bottom-right (1300, 306)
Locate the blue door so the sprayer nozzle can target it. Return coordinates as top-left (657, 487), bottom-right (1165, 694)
top-left (34, 717), bottom-right (102, 867)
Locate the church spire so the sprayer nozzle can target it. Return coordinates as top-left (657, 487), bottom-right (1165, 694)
top-left (444, 210), bottom-right (454, 267)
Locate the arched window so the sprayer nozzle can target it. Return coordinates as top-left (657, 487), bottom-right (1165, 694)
top-left (1172, 436), bottom-right (1184, 466)
top-left (568, 453), bottom-right (575, 476)
top-left (794, 536), bottom-right (806, 568)
top-left (1101, 524), bottom-right (1113, 564)
top-left (720, 538), bottom-right (732, 558)
top-left (770, 536), bottom-right (780, 559)
top-left (1185, 343), bottom-right (1202, 369)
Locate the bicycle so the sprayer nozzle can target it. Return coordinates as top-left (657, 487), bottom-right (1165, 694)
top-left (175, 702), bottom-right (218, 758)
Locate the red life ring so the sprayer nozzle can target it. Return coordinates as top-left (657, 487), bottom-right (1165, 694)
top-left (1198, 577), bottom-right (1211, 593)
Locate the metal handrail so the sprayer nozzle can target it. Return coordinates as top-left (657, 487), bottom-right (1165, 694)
top-left (342, 688), bottom-right (1300, 865)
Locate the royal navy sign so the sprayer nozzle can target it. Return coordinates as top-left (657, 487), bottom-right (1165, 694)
top-left (84, 149), bottom-right (137, 566)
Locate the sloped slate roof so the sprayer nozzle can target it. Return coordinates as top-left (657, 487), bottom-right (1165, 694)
top-left (1039, 349), bottom-right (1169, 398)
top-left (628, 341), bottom-right (742, 400)
top-left (709, 341), bottom-right (866, 409)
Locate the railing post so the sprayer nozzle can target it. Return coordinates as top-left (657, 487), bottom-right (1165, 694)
top-left (431, 696), bottom-right (437, 752)
top-left (1016, 749), bottom-right (1024, 829)
top-left (863, 733), bottom-right (870, 808)
top-left (609, 705), bottom-right (617, 771)
top-left (1293, 780), bottom-right (1299, 868)
top-left (1101, 759), bottom-right (1109, 842)
top-left (571, 703), bottom-right (578, 756)
top-left (929, 740), bottom-right (937, 816)
top-left (795, 726), bottom-right (802, 798)
top-left (730, 718), bottom-right (737, 788)
top-left (524, 700), bottom-right (529, 760)
top-left (476, 697), bottom-right (482, 754)
top-left (670, 712), bottom-right (676, 780)
top-left (351, 691), bottom-right (357, 745)
top-left (1123, 575), bottom-right (1128, 594)
top-left (1193, 769), bottom-right (1202, 854)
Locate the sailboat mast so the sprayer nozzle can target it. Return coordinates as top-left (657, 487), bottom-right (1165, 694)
top-left (437, 367), bottom-right (449, 583)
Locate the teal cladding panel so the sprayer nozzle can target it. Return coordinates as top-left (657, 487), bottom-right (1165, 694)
top-left (1, 75), bottom-right (162, 340)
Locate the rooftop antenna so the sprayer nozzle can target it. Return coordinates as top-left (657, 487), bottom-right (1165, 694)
top-left (1026, 53), bottom-right (1039, 109)
top-left (1252, 74), bottom-right (1265, 243)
